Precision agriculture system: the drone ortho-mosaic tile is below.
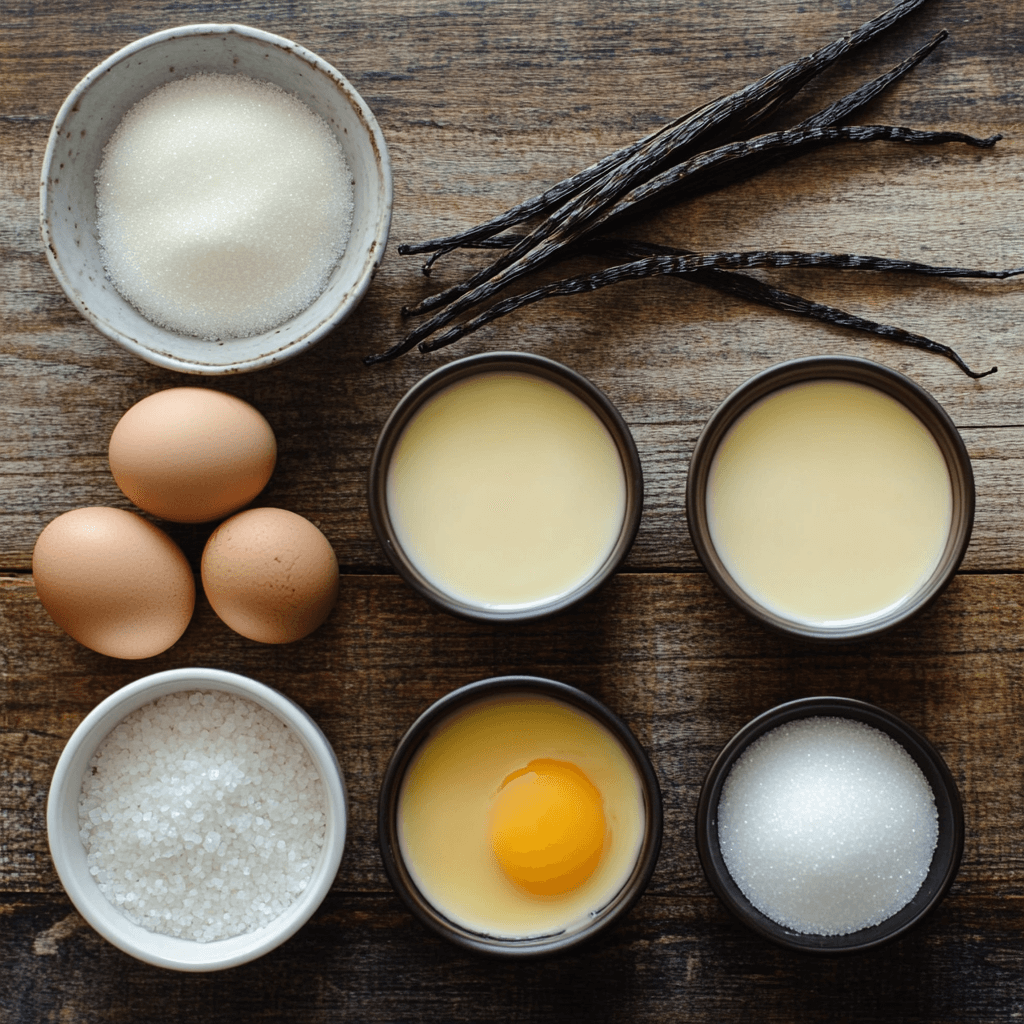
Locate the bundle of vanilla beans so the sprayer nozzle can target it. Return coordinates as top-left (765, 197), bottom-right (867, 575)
top-left (368, 0), bottom-right (1020, 377)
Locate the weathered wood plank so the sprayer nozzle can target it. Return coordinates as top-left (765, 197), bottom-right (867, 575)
top-left (4, 9), bottom-right (1023, 569)
top-left (5, 1), bottom-right (1024, 121)
top-left (2, 891), bottom-right (1022, 1023)
top-left (3, 1), bottom-right (1023, 1020)
top-left (3, 572), bottom-right (1021, 896)
top-left (3, 375), bottom-right (1022, 576)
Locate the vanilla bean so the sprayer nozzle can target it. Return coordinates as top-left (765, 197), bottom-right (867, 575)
top-left (564, 125), bottom-right (1001, 252)
top-left (411, 247), bottom-right (1014, 378)
top-left (396, 0), bottom-right (931, 273)
top-left (415, 29), bottom-right (948, 278)
top-left (373, 124), bottom-right (998, 363)
top-left (428, 236), bottom-right (1002, 378)
top-left (408, 88), bottom-right (787, 276)
top-left (794, 30), bottom-right (947, 130)
top-left (700, 272), bottom-right (998, 379)
top-left (398, 115), bottom-right (689, 260)
top-left (369, 1), bottom-right (996, 373)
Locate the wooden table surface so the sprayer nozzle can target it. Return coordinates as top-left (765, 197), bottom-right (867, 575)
top-left (2, 0), bottom-right (1022, 1020)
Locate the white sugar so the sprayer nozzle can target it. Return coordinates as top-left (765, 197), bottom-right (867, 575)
top-left (717, 716), bottom-right (938, 936)
top-left (79, 690), bottom-right (327, 943)
top-left (95, 73), bottom-right (354, 340)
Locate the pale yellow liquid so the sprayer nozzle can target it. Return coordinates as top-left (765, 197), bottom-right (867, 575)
top-left (386, 372), bottom-right (627, 609)
top-left (397, 695), bottom-right (645, 939)
top-left (706, 380), bottom-right (953, 625)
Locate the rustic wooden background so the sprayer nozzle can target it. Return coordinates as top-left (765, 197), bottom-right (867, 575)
top-left (2, 0), bottom-right (1022, 1020)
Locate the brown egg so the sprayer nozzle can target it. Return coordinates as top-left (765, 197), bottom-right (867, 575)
top-left (109, 388), bottom-right (277, 523)
top-left (32, 507), bottom-right (195, 659)
top-left (201, 508), bottom-right (339, 644)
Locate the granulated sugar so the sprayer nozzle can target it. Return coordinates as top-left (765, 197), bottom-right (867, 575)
top-left (95, 73), bottom-right (354, 340)
top-left (79, 691), bottom-right (326, 943)
top-left (717, 716), bottom-right (938, 936)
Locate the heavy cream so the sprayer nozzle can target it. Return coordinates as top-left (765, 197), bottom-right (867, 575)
top-left (385, 371), bottom-right (627, 610)
top-left (706, 379), bottom-right (953, 626)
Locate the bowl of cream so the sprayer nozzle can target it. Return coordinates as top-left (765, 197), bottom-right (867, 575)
top-left (686, 356), bottom-right (974, 641)
top-left (378, 676), bottom-right (663, 956)
top-left (40, 24), bottom-right (392, 373)
top-left (368, 352), bottom-right (644, 622)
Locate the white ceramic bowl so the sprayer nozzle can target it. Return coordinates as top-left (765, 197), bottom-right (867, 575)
top-left (47, 667), bottom-right (347, 971)
top-left (40, 25), bottom-right (392, 374)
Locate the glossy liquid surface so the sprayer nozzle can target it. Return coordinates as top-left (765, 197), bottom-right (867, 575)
top-left (397, 695), bottom-right (645, 939)
top-left (706, 380), bottom-right (953, 626)
top-left (386, 372), bottom-right (626, 609)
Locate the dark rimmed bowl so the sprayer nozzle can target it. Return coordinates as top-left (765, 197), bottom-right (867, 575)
top-left (695, 696), bottom-right (964, 955)
top-left (378, 676), bottom-right (663, 957)
top-left (368, 352), bottom-right (643, 622)
top-left (685, 356), bottom-right (974, 642)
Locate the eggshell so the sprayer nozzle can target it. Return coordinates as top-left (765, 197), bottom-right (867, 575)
top-left (32, 507), bottom-right (195, 659)
top-left (201, 507), bottom-right (339, 644)
top-left (109, 388), bottom-right (277, 523)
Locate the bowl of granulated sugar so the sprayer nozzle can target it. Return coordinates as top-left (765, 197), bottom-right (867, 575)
top-left (40, 25), bottom-right (391, 374)
top-left (695, 696), bottom-right (963, 954)
top-left (47, 667), bottom-right (346, 971)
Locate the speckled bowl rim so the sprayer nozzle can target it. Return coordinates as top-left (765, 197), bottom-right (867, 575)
top-left (378, 676), bottom-right (664, 957)
top-left (46, 667), bottom-right (347, 971)
top-left (685, 356), bottom-right (975, 642)
top-left (695, 696), bottom-right (964, 955)
top-left (368, 352), bottom-right (644, 623)
top-left (39, 24), bottom-right (392, 374)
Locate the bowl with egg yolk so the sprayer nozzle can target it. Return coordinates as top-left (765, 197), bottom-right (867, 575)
top-left (378, 676), bottom-right (662, 956)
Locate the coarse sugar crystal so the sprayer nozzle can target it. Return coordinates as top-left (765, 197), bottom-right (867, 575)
top-left (717, 716), bottom-right (938, 936)
top-left (79, 690), bottom-right (327, 943)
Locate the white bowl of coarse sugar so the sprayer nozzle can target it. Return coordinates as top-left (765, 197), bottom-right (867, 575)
top-left (47, 667), bottom-right (346, 971)
top-left (40, 24), bottom-right (392, 374)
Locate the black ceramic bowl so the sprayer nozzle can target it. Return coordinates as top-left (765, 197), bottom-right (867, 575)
top-left (368, 352), bottom-right (643, 623)
top-left (378, 676), bottom-right (663, 957)
top-left (695, 696), bottom-right (964, 954)
top-left (686, 356), bottom-right (974, 642)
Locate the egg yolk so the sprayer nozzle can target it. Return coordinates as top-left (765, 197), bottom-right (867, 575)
top-left (489, 758), bottom-right (607, 896)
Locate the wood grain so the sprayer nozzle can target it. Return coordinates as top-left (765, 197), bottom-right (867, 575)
top-left (3, 570), bottom-right (1022, 895)
top-left (2, 0), bottom-right (1023, 1020)
top-left (2, 892), bottom-right (1022, 1023)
